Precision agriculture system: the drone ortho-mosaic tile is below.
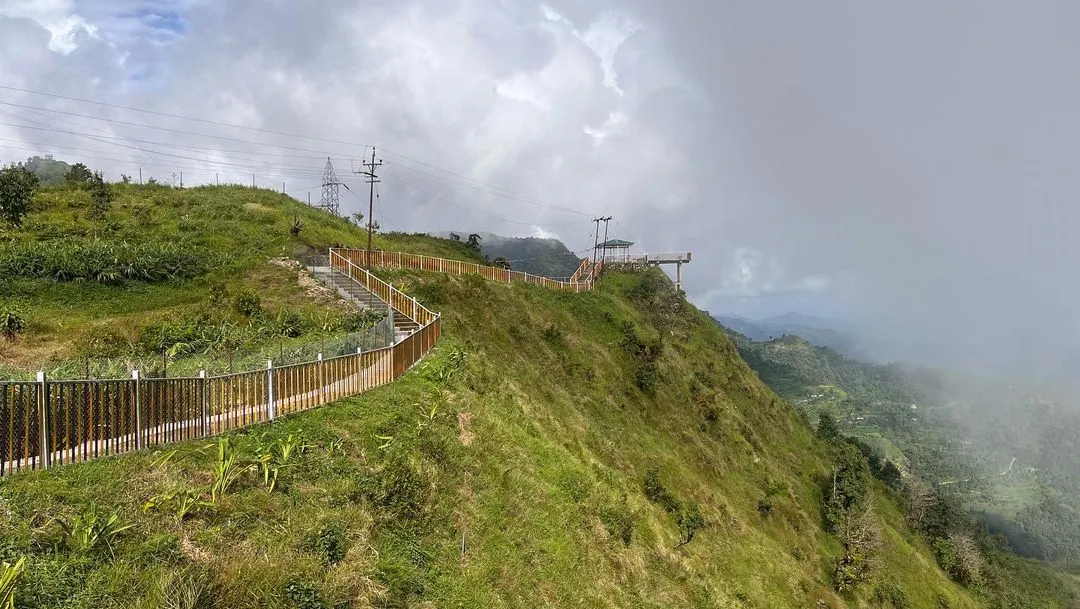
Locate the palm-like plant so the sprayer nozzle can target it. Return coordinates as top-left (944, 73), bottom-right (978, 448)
top-left (0, 557), bottom-right (25, 609)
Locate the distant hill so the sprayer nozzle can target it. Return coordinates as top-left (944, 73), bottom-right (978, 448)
top-left (713, 312), bottom-right (862, 355)
top-left (432, 231), bottom-right (583, 277)
top-left (17, 154), bottom-right (72, 185)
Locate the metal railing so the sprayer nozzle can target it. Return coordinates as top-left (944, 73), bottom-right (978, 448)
top-left (1, 253), bottom-right (441, 477)
top-left (331, 248), bottom-right (596, 293)
top-left (2, 243), bottom-right (600, 476)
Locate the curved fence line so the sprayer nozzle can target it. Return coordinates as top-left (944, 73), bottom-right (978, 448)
top-left (1, 244), bottom-right (588, 476)
top-left (331, 248), bottom-right (600, 292)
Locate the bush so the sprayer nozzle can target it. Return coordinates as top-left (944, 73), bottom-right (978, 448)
top-left (675, 502), bottom-right (705, 547)
top-left (0, 303), bottom-right (26, 340)
top-left (872, 582), bottom-right (910, 608)
top-left (0, 164), bottom-right (38, 228)
top-left (233, 289), bottom-right (262, 317)
top-left (75, 327), bottom-right (131, 358)
top-left (643, 468), bottom-right (679, 513)
top-left (598, 501), bottom-right (635, 546)
top-left (306, 524), bottom-right (345, 566)
top-left (283, 579), bottom-right (326, 609)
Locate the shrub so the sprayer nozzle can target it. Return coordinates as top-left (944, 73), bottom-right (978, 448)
top-left (0, 303), bottom-right (26, 341)
top-left (276, 310), bottom-right (306, 338)
top-left (872, 582), bottom-right (911, 608)
top-left (411, 279), bottom-right (448, 306)
top-left (75, 327), bottom-right (131, 358)
top-left (283, 579), bottom-right (326, 609)
top-left (88, 171), bottom-right (111, 219)
top-left (643, 467), bottom-right (679, 512)
top-left (306, 524), bottom-right (346, 566)
top-left (233, 288), bottom-right (262, 317)
top-left (933, 533), bottom-right (984, 586)
top-left (675, 502), bottom-right (705, 547)
top-left (598, 501), bottom-right (635, 546)
top-left (0, 164), bottom-right (37, 228)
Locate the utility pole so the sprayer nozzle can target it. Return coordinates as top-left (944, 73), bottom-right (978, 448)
top-left (138, 167), bottom-right (142, 185)
top-left (600, 216), bottom-right (613, 277)
top-left (356, 148), bottom-right (383, 266)
top-left (591, 216), bottom-right (612, 268)
top-left (592, 218), bottom-right (602, 268)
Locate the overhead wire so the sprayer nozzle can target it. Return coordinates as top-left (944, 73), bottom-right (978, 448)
top-left (382, 168), bottom-right (591, 228)
top-left (0, 86), bottom-right (596, 217)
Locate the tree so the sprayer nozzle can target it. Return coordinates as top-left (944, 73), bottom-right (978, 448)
top-left (351, 212), bottom-right (364, 226)
top-left (817, 411), bottom-right (842, 441)
top-left (88, 171), bottom-right (111, 219)
top-left (449, 232), bottom-right (460, 241)
top-left (833, 499), bottom-right (885, 591)
top-left (120, 174), bottom-right (132, 184)
top-left (466, 233), bottom-right (482, 252)
top-left (493, 256), bottom-right (511, 270)
top-left (0, 164), bottom-right (38, 228)
top-left (64, 162), bottom-right (93, 186)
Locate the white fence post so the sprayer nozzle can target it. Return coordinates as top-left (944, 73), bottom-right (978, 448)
top-left (317, 352), bottom-right (325, 404)
top-left (266, 360), bottom-right (276, 421)
top-left (132, 369), bottom-right (142, 450)
top-left (37, 370), bottom-right (49, 469)
top-left (199, 370), bottom-right (209, 435)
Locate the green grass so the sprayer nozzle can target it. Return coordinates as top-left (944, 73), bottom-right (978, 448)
top-left (0, 263), bottom-right (1001, 608)
top-left (0, 184), bottom-right (1075, 607)
top-left (0, 183), bottom-right (486, 378)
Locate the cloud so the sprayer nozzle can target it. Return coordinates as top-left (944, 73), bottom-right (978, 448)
top-left (4, 0), bottom-right (1080, 379)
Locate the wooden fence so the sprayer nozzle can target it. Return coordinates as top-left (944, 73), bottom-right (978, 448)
top-left (331, 248), bottom-right (599, 292)
top-left (1, 254), bottom-right (441, 477)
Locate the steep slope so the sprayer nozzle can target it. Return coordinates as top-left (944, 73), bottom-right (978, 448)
top-left (1, 262), bottom-right (1004, 608)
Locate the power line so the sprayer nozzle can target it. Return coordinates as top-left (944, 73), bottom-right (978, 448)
top-left (0, 99), bottom-right (367, 157)
top-left (383, 169), bottom-right (591, 228)
top-left (0, 84), bottom-right (371, 148)
top-left (0, 91), bottom-right (599, 219)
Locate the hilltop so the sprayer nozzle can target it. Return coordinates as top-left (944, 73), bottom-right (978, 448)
top-left (0, 181), bottom-right (485, 379)
top-left (0, 182), bottom-right (1077, 607)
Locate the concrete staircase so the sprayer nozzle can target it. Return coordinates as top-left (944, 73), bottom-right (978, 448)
top-left (302, 257), bottom-right (419, 344)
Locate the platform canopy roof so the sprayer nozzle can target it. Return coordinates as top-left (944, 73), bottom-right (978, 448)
top-left (597, 239), bottom-right (634, 249)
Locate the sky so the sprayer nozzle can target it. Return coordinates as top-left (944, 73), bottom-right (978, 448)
top-left (1, 0), bottom-right (1079, 378)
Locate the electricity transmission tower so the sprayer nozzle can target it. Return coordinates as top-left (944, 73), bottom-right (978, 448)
top-left (319, 157), bottom-right (341, 216)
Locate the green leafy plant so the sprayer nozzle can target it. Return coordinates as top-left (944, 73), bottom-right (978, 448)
top-left (305, 524), bottom-right (345, 566)
top-left (88, 171), bottom-right (111, 220)
top-left (0, 238), bottom-right (216, 283)
top-left (283, 579), bottom-right (326, 609)
top-left (210, 438), bottom-right (251, 503)
top-left (233, 288), bottom-right (261, 317)
top-left (40, 503), bottom-right (134, 557)
top-left (142, 489), bottom-right (214, 521)
top-left (0, 557), bottom-right (25, 609)
top-left (254, 433), bottom-right (307, 493)
top-left (0, 303), bottom-right (26, 341)
top-left (288, 216), bottom-right (304, 238)
top-left (0, 164), bottom-right (37, 228)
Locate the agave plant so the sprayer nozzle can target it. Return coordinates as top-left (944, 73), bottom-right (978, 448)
top-left (0, 557), bottom-right (24, 609)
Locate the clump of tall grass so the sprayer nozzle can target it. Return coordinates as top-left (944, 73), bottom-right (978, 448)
top-left (0, 238), bottom-right (217, 283)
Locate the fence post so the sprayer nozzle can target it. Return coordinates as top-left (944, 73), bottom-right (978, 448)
top-left (317, 353), bottom-right (325, 405)
top-left (37, 371), bottom-right (49, 469)
top-left (267, 360), bottom-right (276, 421)
top-left (199, 370), bottom-right (209, 436)
top-left (132, 370), bottom-right (142, 450)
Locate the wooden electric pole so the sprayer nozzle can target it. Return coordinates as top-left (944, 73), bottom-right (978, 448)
top-left (356, 148), bottom-right (383, 266)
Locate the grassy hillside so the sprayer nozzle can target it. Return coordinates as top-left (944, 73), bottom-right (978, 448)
top-left (0, 183), bottom-right (485, 379)
top-left (0, 184), bottom-right (1076, 608)
top-left (724, 329), bottom-right (1080, 574)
